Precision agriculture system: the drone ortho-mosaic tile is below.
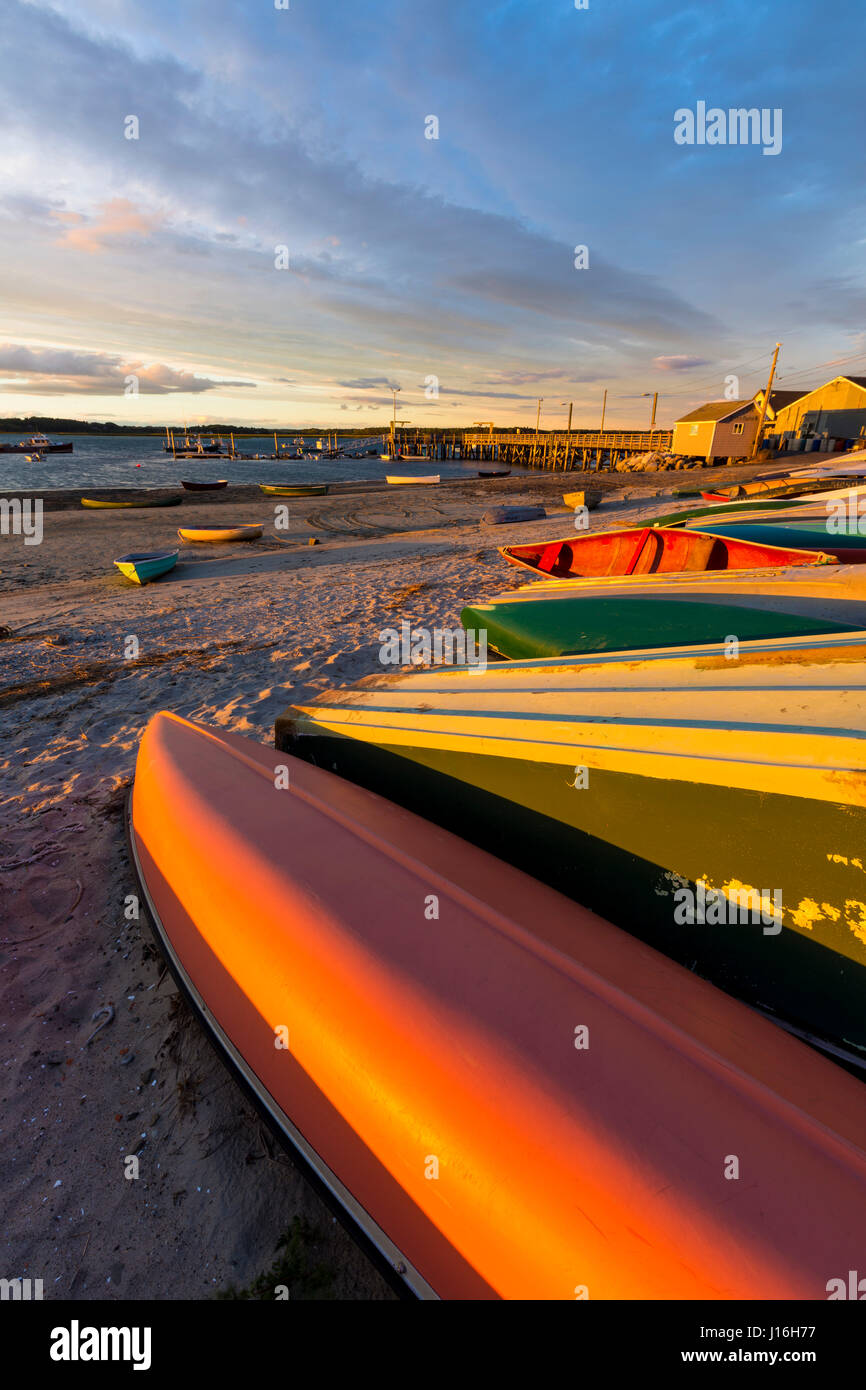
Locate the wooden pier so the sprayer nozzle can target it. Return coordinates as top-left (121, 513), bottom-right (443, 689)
top-left (386, 427), bottom-right (673, 470)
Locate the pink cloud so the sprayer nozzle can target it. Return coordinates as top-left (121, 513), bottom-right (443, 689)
top-left (51, 198), bottom-right (161, 254)
top-left (652, 354), bottom-right (710, 372)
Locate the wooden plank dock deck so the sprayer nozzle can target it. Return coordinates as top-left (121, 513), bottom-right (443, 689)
top-left (385, 428), bottom-right (674, 470)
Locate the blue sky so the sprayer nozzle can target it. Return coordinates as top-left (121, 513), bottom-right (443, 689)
top-left (0, 0), bottom-right (863, 427)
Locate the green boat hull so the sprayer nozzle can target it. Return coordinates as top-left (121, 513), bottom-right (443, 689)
top-left (461, 596), bottom-right (859, 661)
top-left (692, 522), bottom-right (866, 553)
top-left (647, 499), bottom-right (816, 528)
top-left (277, 722), bottom-right (866, 1062)
top-left (114, 551), bottom-right (178, 584)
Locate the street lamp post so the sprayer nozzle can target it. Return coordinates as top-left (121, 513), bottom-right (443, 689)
top-left (642, 391), bottom-right (659, 433)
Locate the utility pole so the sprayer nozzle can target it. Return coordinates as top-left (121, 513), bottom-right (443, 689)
top-left (532, 397), bottom-right (543, 464)
top-left (391, 386), bottom-right (401, 457)
top-left (558, 401), bottom-right (574, 469)
top-left (751, 342), bottom-right (781, 459)
top-left (598, 389), bottom-right (607, 467)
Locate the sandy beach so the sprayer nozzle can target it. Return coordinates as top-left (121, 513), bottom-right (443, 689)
top-left (0, 460), bottom-right (784, 1299)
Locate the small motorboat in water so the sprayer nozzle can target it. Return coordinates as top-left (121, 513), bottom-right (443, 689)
top-left (0, 433), bottom-right (73, 453)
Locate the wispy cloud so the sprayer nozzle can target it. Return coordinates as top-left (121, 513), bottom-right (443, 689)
top-left (653, 355), bottom-right (712, 371)
top-left (337, 377), bottom-right (401, 390)
top-left (0, 343), bottom-right (256, 394)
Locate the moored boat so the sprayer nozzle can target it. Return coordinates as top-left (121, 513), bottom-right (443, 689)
top-left (164, 432), bottom-right (230, 456)
top-left (478, 469), bottom-right (511, 478)
top-left (278, 631), bottom-right (866, 1062)
top-left (0, 433), bottom-right (73, 453)
top-left (177, 523), bottom-right (262, 542)
top-left (386, 474), bottom-right (440, 485)
top-left (499, 525), bottom-right (837, 578)
top-left (131, 711), bottom-right (866, 1299)
top-left (180, 479), bottom-right (228, 491)
top-left (113, 550), bottom-right (179, 584)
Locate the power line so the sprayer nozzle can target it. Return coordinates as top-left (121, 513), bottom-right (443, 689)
top-left (775, 349), bottom-right (866, 384)
top-left (643, 349), bottom-right (774, 401)
top-left (650, 345), bottom-right (866, 406)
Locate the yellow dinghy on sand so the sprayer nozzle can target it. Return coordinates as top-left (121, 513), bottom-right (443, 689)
top-left (562, 490), bottom-right (603, 511)
top-left (82, 494), bottom-right (183, 509)
top-left (177, 523), bottom-right (263, 542)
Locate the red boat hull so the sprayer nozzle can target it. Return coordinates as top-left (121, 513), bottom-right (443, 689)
top-left (129, 712), bottom-right (866, 1300)
top-left (500, 525), bottom-right (838, 579)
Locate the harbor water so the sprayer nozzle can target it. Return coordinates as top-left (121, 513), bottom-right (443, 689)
top-left (0, 435), bottom-right (532, 491)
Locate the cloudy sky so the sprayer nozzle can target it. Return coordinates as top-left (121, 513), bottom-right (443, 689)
top-left (0, 0), bottom-right (863, 428)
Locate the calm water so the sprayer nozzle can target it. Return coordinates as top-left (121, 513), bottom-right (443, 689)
top-left (0, 435), bottom-right (529, 490)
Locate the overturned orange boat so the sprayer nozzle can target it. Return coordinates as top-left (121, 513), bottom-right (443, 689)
top-left (129, 712), bottom-right (866, 1300)
top-left (500, 524), bottom-right (837, 579)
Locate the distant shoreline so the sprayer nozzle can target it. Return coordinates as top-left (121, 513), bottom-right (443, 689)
top-left (0, 426), bottom-right (388, 437)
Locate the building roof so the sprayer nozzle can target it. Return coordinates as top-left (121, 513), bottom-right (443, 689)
top-left (763, 389), bottom-right (810, 408)
top-left (674, 401), bottom-right (754, 424)
top-left (759, 377), bottom-right (866, 414)
top-left (751, 387), bottom-right (811, 421)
